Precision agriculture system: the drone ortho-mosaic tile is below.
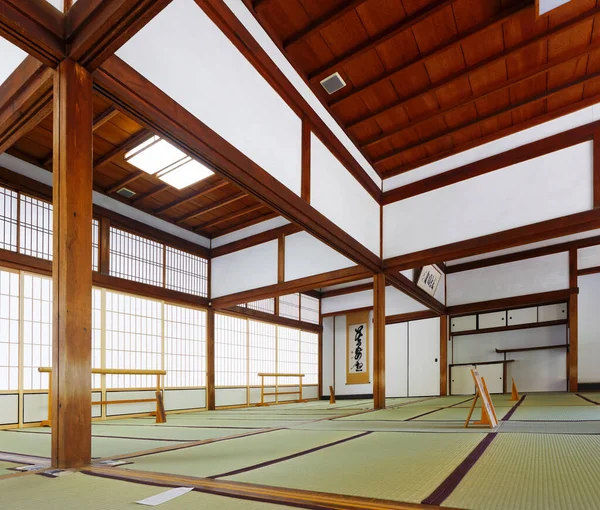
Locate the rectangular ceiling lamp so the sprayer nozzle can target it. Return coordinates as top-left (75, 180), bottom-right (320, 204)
top-left (125, 138), bottom-right (187, 175)
top-left (158, 159), bottom-right (214, 189)
top-left (537, 0), bottom-right (571, 15)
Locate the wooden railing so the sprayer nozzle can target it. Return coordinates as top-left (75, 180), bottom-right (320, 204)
top-left (38, 367), bottom-right (167, 425)
top-left (257, 372), bottom-right (306, 406)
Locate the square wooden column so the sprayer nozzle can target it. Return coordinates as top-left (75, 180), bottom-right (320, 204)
top-left (206, 308), bottom-right (216, 410)
top-left (440, 315), bottom-right (448, 396)
top-left (569, 248), bottom-right (578, 392)
top-left (52, 59), bottom-right (94, 469)
top-left (373, 273), bottom-right (386, 409)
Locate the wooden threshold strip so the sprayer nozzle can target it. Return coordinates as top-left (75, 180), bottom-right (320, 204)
top-left (82, 467), bottom-right (455, 510)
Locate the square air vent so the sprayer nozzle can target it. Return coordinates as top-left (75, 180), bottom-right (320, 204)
top-left (320, 72), bottom-right (346, 95)
top-left (117, 187), bottom-right (136, 198)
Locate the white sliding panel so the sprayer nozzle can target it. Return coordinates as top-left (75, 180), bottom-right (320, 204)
top-left (285, 232), bottom-right (354, 281)
top-left (447, 253), bottom-right (569, 306)
top-left (384, 142), bottom-right (593, 258)
top-left (311, 134), bottom-right (380, 255)
top-left (211, 240), bottom-right (277, 297)
top-left (408, 318), bottom-right (440, 397)
top-left (578, 273), bottom-right (600, 383)
top-left (578, 245), bottom-right (600, 270)
top-left (117, 0), bottom-right (302, 195)
top-left (385, 323), bottom-right (408, 397)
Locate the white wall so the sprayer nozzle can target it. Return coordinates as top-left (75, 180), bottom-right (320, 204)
top-left (311, 134), bottom-right (381, 255)
top-left (285, 231), bottom-right (355, 281)
top-left (386, 286), bottom-right (428, 315)
top-left (211, 217), bottom-right (289, 248)
top-left (578, 273), bottom-right (600, 383)
top-left (578, 245), bottom-right (600, 270)
top-left (211, 240), bottom-right (277, 297)
top-left (0, 37), bottom-right (26, 87)
top-left (384, 142), bottom-right (593, 258)
top-left (385, 323), bottom-right (408, 398)
top-left (447, 253), bottom-right (569, 306)
top-left (321, 290), bottom-right (373, 316)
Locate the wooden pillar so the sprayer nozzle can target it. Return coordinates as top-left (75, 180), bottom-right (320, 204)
top-left (569, 249), bottom-right (578, 392)
top-left (99, 216), bottom-right (110, 274)
top-left (439, 315), bottom-right (448, 396)
top-left (594, 129), bottom-right (600, 208)
top-left (301, 118), bottom-right (311, 203)
top-left (373, 273), bottom-right (385, 409)
top-left (206, 308), bottom-right (216, 410)
top-left (52, 59), bottom-right (93, 469)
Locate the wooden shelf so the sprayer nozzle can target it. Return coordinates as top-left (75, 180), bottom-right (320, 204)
top-left (495, 344), bottom-right (569, 354)
top-left (451, 319), bottom-right (567, 337)
top-left (450, 360), bottom-right (515, 368)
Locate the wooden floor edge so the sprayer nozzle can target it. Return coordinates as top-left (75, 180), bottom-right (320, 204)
top-left (81, 466), bottom-right (460, 510)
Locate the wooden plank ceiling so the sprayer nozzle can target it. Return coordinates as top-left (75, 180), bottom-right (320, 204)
top-left (248, 0), bottom-right (600, 179)
top-left (7, 93), bottom-right (277, 239)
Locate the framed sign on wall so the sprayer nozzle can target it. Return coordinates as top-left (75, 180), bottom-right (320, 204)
top-left (417, 265), bottom-right (442, 297)
top-left (346, 310), bottom-right (370, 385)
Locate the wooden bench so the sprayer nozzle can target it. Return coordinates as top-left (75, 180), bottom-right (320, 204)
top-left (257, 373), bottom-right (307, 406)
top-left (38, 367), bottom-right (167, 425)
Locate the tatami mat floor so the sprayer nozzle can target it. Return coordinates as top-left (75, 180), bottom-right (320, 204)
top-left (2, 392), bottom-right (600, 510)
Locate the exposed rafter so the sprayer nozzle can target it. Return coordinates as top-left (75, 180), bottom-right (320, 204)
top-left (176, 192), bottom-right (247, 224)
top-left (129, 183), bottom-right (170, 205)
top-left (193, 203), bottom-right (265, 232)
top-left (104, 169), bottom-right (145, 195)
top-left (93, 129), bottom-right (153, 171)
top-left (215, 211), bottom-right (279, 237)
top-left (154, 179), bottom-right (230, 215)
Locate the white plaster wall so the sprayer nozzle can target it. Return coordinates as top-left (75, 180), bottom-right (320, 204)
top-left (578, 245), bottom-right (600, 270)
top-left (211, 217), bottom-right (290, 248)
top-left (385, 286), bottom-right (428, 316)
top-left (211, 240), bottom-right (278, 297)
top-left (384, 142), bottom-right (593, 258)
top-left (386, 323), bottom-right (408, 397)
top-left (447, 253), bottom-right (569, 306)
top-left (321, 290), bottom-right (373, 316)
top-left (578, 273), bottom-right (600, 383)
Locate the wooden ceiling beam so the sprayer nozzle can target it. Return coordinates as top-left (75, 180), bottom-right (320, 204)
top-left (375, 67), bottom-right (600, 168)
top-left (154, 179), bottom-right (230, 215)
top-left (175, 192), bottom-right (247, 224)
top-left (93, 129), bottom-right (152, 171)
top-left (104, 169), bottom-right (144, 195)
top-left (282, 0), bottom-right (370, 50)
top-left (0, 0), bottom-right (65, 67)
top-left (193, 203), bottom-right (265, 232)
top-left (354, 6), bottom-right (600, 141)
top-left (95, 55), bottom-right (382, 272)
top-left (129, 183), bottom-right (169, 205)
top-left (0, 57), bottom-right (54, 154)
top-left (308, 0), bottom-right (462, 83)
top-left (66, 0), bottom-right (174, 71)
top-left (385, 272), bottom-right (445, 315)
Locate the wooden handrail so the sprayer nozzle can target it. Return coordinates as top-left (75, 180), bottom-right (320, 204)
top-left (257, 373), bottom-right (306, 406)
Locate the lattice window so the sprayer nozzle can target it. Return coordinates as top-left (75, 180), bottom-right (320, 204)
top-left (92, 219), bottom-right (99, 272)
top-left (164, 304), bottom-right (206, 388)
top-left (22, 273), bottom-right (52, 390)
top-left (248, 320), bottom-right (276, 386)
top-left (277, 326), bottom-right (300, 385)
top-left (104, 290), bottom-right (162, 389)
top-left (91, 288), bottom-right (102, 389)
top-left (0, 269), bottom-right (19, 391)
top-left (300, 294), bottom-right (320, 324)
top-left (0, 186), bottom-right (17, 252)
top-left (215, 314), bottom-right (247, 387)
top-left (165, 246), bottom-right (208, 297)
top-left (301, 331), bottom-right (319, 385)
top-left (109, 227), bottom-right (164, 287)
top-left (19, 194), bottom-right (52, 260)
top-left (279, 293), bottom-right (300, 320)
top-left (245, 298), bottom-right (275, 314)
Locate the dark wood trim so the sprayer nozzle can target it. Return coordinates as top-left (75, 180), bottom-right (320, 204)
top-left (212, 266), bottom-right (372, 309)
top-left (578, 265), bottom-right (600, 276)
top-left (321, 282), bottom-right (373, 299)
top-left (440, 315), bottom-right (447, 397)
top-left (99, 216), bottom-right (110, 274)
top-left (66, 0), bottom-right (173, 71)
top-left (94, 56), bottom-right (381, 272)
top-left (193, 204), bottom-right (266, 232)
top-left (383, 120), bottom-right (599, 205)
top-left (277, 233), bottom-right (285, 283)
top-left (224, 305), bottom-right (322, 333)
top-left (0, 0), bottom-right (65, 67)
top-left (385, 310), bottom-right (438, 325)
top-left (321, 306), bottom-right (373, 319)
top-left (206, 308), bottom-right (215, 410)
top-left (496, 344), bottom-right (569, 354)
top-left (385, 272), bottom-right (446, 315)
top-left (450, 319), bottom-right (568, 337)
top-left (196, 0), bottom-right (383, 197)
top-left (569, 248), bottom-right (578, 392)
top-left (448, 235), bottom-right (600, 274)
top-left (373, 274), bottom-right (385, 410)
top-left (301, 118), bottom-right (311, 203)
top-left (450, 360), bottom-right (514, 368)
top-left (384, 209), bottom-right (600, 272)
top-left (595, 129), bottom-right (600, 209)
top-left (447, 288), bottom-right (577, 317)
top-left (0, 248), bottom-right (52, 275)
top-left (211, 224), bottom-right (302, 258)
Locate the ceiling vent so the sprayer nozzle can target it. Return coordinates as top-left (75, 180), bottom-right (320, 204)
top-left (320, 72), bottom-right (346, 95)
top-left (117, 187), bottom-right (136, 198)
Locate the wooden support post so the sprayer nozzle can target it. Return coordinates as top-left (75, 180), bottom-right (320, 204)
top-left (440, 315), bottom-right (448, 396)
top-left (206, 308), bottom-right (216, 410)
top-left (373, 273), bottom-right (386, 409)
top-left (99, 216), bottom-right (110, 274)
top-left (301, 118), bottom-right (311, 203)
top-left (594, 129), bottom-right (600, 208)
top-left (569, 248), bottom-right (578, 392)
top-left (52, 59), bottom-right (94, 469)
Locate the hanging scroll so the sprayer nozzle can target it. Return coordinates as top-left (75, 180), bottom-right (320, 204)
top-left (417, 265), bottom-right (442, 297)
top-left (346, 310), bottom-right (370, 385)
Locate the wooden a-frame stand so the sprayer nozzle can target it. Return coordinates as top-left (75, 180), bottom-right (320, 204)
top-left (465, 368), bottom-right (499, 429)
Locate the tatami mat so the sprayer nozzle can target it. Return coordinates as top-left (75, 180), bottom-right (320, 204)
top-left (511, 406), bottom-right (600, 421)
top-left (443, 433), bottom-right (600, 510)
top-left (226, 431), bottom-right (486, 504)
top-left (0, 461), bottom-right (20, 476)
top-left (0, 472), bottom-right (294, 510)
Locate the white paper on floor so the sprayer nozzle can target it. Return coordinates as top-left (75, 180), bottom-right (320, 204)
top-left (136, 487), bottom-right (194, 506)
